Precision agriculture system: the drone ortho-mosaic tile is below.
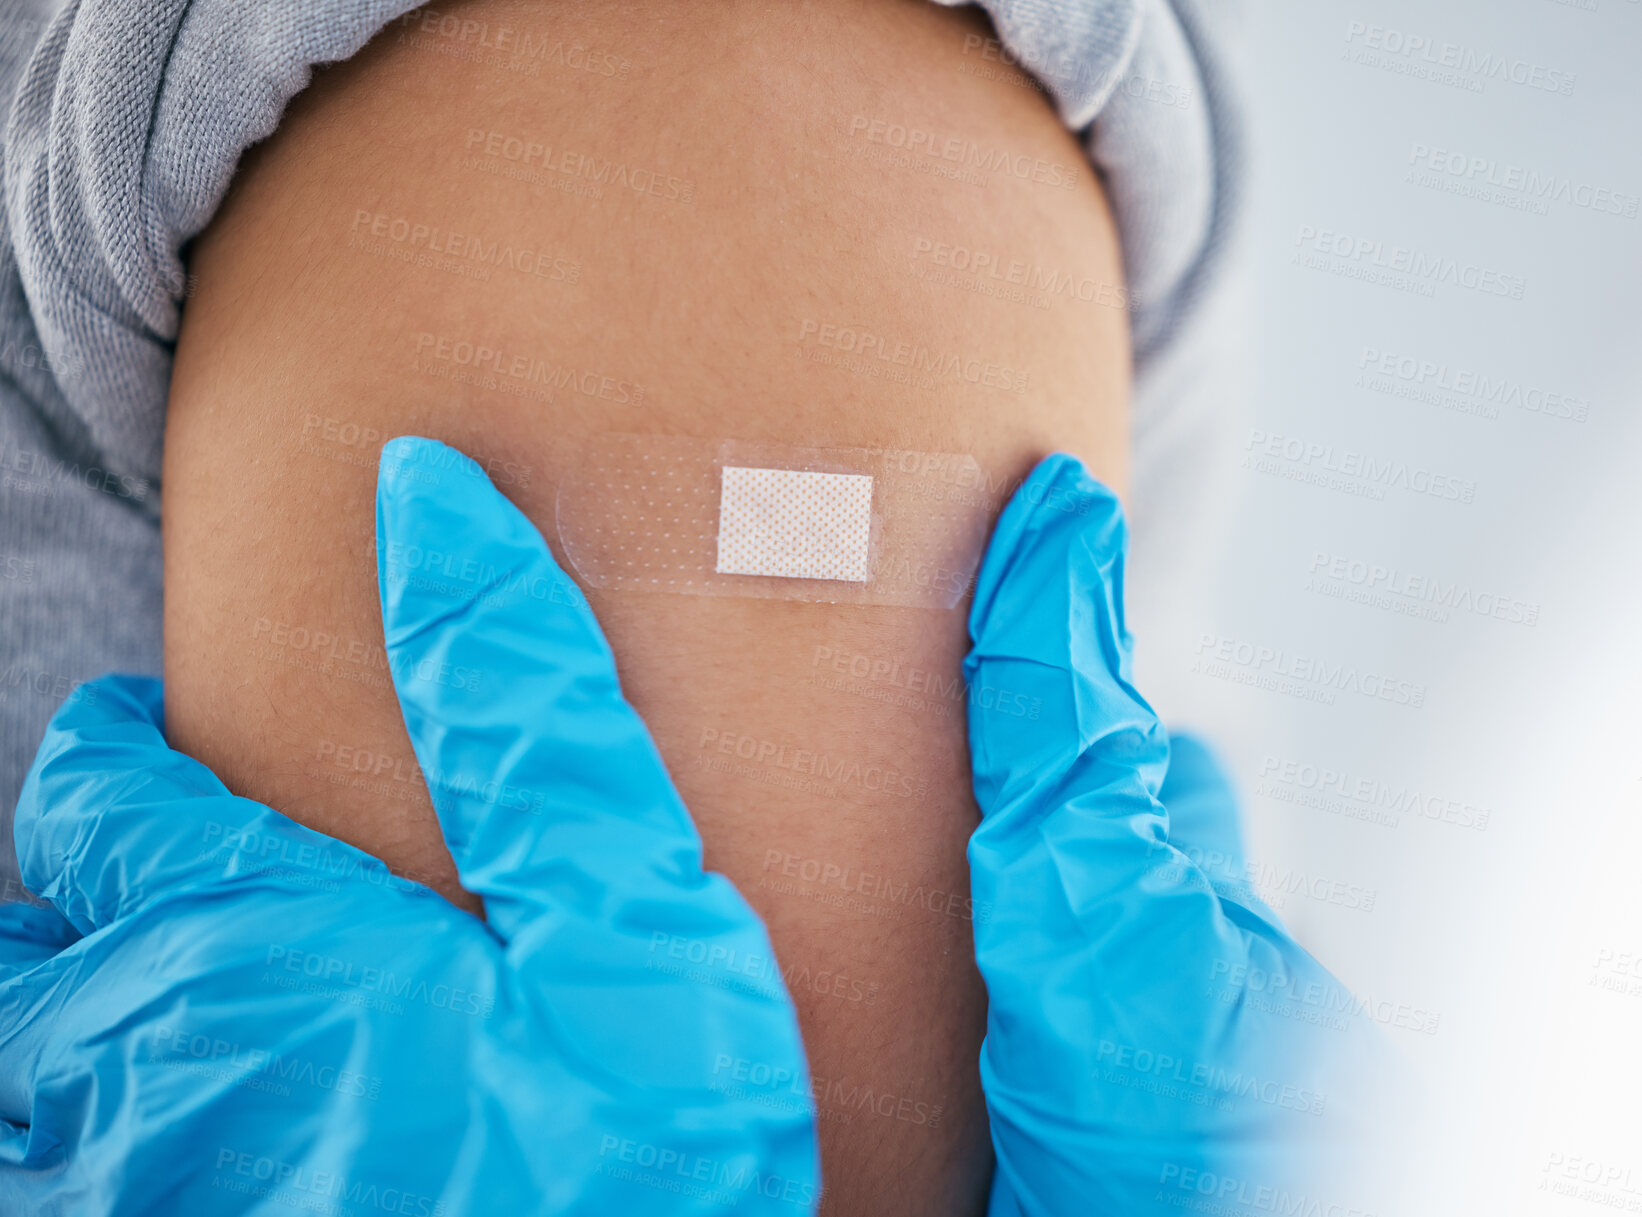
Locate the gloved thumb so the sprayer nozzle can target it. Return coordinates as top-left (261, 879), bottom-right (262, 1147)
top-left (375, 437), bottom-right (721, 947)
top-left (965, 453), bottom-right (1168, 851)
top-left (964, 456), bottom-right (1291, 988)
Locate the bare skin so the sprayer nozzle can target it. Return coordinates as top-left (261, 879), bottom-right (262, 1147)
top-left (163, 1), bottom-right (1130, 1212)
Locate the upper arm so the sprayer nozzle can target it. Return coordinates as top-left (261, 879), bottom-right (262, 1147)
top-left (163, 2), bottom-right (1129, 1212)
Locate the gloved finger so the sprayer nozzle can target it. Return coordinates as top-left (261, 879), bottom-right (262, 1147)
top-left (1157, 732), bottom-right (1243, 864)
top-left (376, 437), bottom-right (707, 945)
top-left (965, 453), bottom-right (1166, 835)
top-left (964, 456), bottom-right (1279, 972)
top-left (1159, 731), bottom-right (1288, 934)
top-left (967, 463), bottom-right (1389, 1213)
top-left (16, 674), bottom-right (396, 933)
top-left (0, 902), bottom-right (77, 976)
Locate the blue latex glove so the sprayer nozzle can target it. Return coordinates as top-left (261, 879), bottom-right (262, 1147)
top-left (0, 437), bottom-right (819, 1216)
top-left (966, 456), bottom-right (1387, 1216)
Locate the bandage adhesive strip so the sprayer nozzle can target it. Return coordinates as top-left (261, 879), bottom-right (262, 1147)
top-left (555, 434), bottom-right (1002, 607)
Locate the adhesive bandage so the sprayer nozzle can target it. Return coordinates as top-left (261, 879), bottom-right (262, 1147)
top-left (716, 466), bottom-right (874, 582)
top-left (555, 434), bottom-right (1002, 608)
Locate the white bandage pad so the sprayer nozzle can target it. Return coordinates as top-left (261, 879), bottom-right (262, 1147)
top-left (555, 434), bottom-right (1001, 608)
top-left (715, 466), bottom-right (874, 582)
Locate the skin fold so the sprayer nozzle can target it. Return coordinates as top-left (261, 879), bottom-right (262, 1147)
top-left (163, 1), bottom-right (1131, 1212)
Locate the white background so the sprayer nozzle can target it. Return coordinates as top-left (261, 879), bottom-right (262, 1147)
top-left (1138, 2), bottom-right (1642, 1212)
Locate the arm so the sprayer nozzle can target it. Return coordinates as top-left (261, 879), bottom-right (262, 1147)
top-left (163, 2), bottom-right (1131, 1210)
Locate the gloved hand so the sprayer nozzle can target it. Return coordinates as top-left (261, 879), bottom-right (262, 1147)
top-left (0, 437), bottom-right (819, 1216)
top-left (965, 456), bottom-right (1389, 1216)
